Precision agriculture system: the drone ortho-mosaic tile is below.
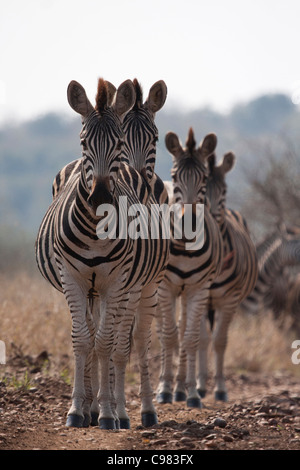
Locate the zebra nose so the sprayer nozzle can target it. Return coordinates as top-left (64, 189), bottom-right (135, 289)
top-left (182, 203), bottom-right (197, 232)
top-left (87, 176), bottom-right (113, 213)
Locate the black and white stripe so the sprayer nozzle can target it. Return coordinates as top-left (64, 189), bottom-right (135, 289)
top-left (156, 128), bottom-right (223, 409)
top-left (36, 78), bottom-right (169, 430)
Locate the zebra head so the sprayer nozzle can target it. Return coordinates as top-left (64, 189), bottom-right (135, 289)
top-left (67, 78), bottom-right (135, 213)
top-left (122, 79), bottom-right (167, 184)
top-left (166, 128), bottom-right (217, 206)
top-left (206, 152), bottom-right (235, 225)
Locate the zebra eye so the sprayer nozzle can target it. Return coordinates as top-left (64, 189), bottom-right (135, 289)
top-left (80, 139), bottom-right (87, 150)
top-left (153, 136), bottom-right (159, 145)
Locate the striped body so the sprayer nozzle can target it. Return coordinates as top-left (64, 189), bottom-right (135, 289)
top-left (156, 129), bottom-right (223, 408)
top-left (35, 79), bottom-right (169, 429)
top-left (241, 228), bottom-right (300, 315)
top-left (285, 273), bottom-right (300, 337)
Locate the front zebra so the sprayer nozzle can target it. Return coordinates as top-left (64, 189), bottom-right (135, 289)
top-left (241, 227), bottom-right (300, 315)
top-left (193, 151), bottom-right (258, 401)
top-left (36, 78), bottom-right (169, 429)
top-left (156, 128), bottom-right (223, 408)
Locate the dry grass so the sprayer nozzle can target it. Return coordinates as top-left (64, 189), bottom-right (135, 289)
top-left (0, 271), bottom-right (299, 382)
top-left (226, 309), bottom-right (298, 375)
top-left (0, 271), bottom-right (72, 373)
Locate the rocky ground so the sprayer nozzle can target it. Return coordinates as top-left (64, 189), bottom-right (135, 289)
top-left (1, 350), bottom-right (300, 453)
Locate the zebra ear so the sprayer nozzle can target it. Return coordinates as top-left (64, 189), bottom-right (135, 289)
top-left (67, 81), bottom-right (94, 117)
top-left (199, 133), bottom-right (217, 160)
top-left (221, 152), bottom-right (235, 174)
top-left (207, 153), bottom-right (216, 175)
top-left (145, 80), bottom-right (167, 114)
top-left (105, 81), bottom-right (117, 106)
top-left (113, 80), bottom-right (136, 119)
top-left (165, 132), bottom-right (183, 158)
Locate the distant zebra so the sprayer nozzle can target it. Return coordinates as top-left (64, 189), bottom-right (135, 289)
top-left (36, 78), bottom-right (170, 430)
top-left (161, 151), bottom-right (258, 403)
top-left (194, 151), bottom-right (258, 401)
top-left (241, 226), bottom-right (300, 315)
top-left (156, 128), bottom-right (223, 408)
top-left (285, 273), bottom-right (300, 337)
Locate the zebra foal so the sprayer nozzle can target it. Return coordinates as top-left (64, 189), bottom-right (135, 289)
top-left (36, 78), bottom-right (169, 429)
top-left (156, 128), bottom-right (223, 408)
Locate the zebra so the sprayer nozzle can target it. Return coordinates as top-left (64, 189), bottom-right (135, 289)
top-left (35, 78), bottom-right (170, 430)
top-left (241, 225), bottom-right (300, 316)
top-left (192, 151), bottom-right (258, 401)
top-left (156, 128), bottom-right (223, 409)
top-left (44, 78), bottom-right (168, 427)
top-left (285, 273), bottom-right (300, 337)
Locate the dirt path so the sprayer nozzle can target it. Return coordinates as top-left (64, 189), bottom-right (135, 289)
top-left (1, 358), bottom-right (300, 452)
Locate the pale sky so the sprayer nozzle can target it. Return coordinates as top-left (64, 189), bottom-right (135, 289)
top-left (1, 0), bottom-right (300, 124)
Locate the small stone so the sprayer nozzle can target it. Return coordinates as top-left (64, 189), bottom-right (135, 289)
top-left (206, 433), bottom-right (217, 440)
top-left (268, 418), bottom-right (278, 425)
top-left (214, 418), bottom-right (227, 428)
top-left (180, 437), bottom-right (194, 444)
top-left (141, 430), bottom-right (156, 438)
top-left (205, 440), bottom-right (218, 449)
top-left (223, 435), bottom-right (234, 442)
top-left (152, 439), bottom-right (168, 445)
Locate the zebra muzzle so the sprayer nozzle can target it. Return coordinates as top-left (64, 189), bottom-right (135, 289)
top-left (87, 176), bottom-right (113, 213)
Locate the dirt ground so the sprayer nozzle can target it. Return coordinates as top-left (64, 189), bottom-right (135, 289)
top-left (1, 349), bottom-right (300, 453)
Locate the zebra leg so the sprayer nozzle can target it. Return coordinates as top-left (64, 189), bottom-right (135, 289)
top-left (196, 313), bottom-right (210, 398)
top-left (133, 284), bottom-right (158, 427)
top-left (82, 298), bottom-right (99, 427)
top-left (113, 292), bottom-right (140, 429)
top-left (90, 349), bottom-right (100, 425)
top-left (212, 305), bottom-right (236, 401)
top-left (174, 294), bottom-right (187, 402)
top-left (61, 277), bottom-right (92, 428)
top-left (184, 283), bottom-right (210, 409)
top-left (95, 296), bottom-right (119, 430)
top-left (156, 281), bottom-right (178, 404)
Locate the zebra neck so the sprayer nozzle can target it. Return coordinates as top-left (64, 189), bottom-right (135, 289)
top-left (258, 238), bottom-right (283, 274)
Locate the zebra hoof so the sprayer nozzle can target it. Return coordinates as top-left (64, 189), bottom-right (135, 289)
top-left (156, 392), bottom-right (173, 404)
top-left (119, 418), bottom-right (130, 429)
top-left (215, 391), bottom-right (228, 402)
top-left (99, 418), bottom-right (116, 430)
top-left (186, 397), bottom-right (202, 409)
top-left (141, 412), bottom-right (158, 427)
top-left (83, 413), bottom-right (91, 428)
top-left (174, 391), bottom-right (187, 402)
top-left (90, 411), bottom-right (99, 426)
top-left (66, 414), bottom-right (84, 428)
top-left (197, 389), bottom-right (206, 398)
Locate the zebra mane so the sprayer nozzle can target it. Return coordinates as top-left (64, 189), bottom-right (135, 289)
top-left (186, 128), bottom-right (196, 154)
top-left (95, 78), bottom-right (108, 113)
top-left (133, 78), bottom-right (143, 109)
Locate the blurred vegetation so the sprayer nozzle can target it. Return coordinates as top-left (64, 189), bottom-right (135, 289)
top-left (0, 93), bottom-right (299, 273)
